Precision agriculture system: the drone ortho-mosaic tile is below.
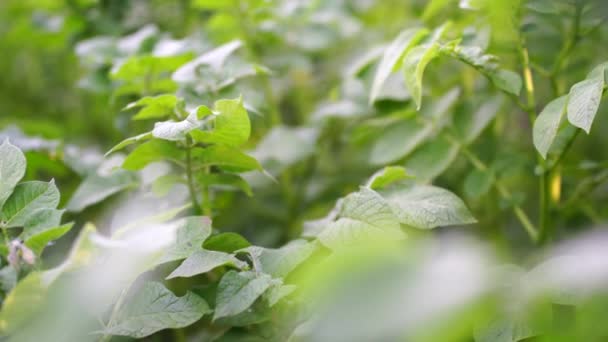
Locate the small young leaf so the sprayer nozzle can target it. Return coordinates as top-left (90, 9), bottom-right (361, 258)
top-left (127, 94), bottom-right (179, 121)
top-left (103, 282), bottom-right (210, 338)
top-left (319, 188), bottom-right (405, 250)
top-left (190, 98), bottom-right (250, 147)
top-left (380, 185), bottom-right (476, 229)
top-left (567, 75), bottom-right (604, 133)
top-left (403, 43), bottom-right (441, 110)
top-left (1, 181), bottom-right (60, 228)
top-left (533, 95), bottom-right (568, 158)
top-left (151, 174), bottom-right (185, 197)
top-left (0, 140), bottom-right (26, 209)
top-left (214, 271), bottom-right (273, 320)
top-left (123, 140), bottom-right (184, 170)
top-left (24, 223), bottom-right (73, 256)
top-left (370, 28), bottom-right (428, 103)
top-left (167, 250), bottom-right (247, 279)
top-left (265, 283), bottom-right (296, 307)
top-left (367, 166), bottom-right (409, 190)
top-left (106, 132), bottom-right (153, 156)
top-left (152, 112), bottom-right (201, 141)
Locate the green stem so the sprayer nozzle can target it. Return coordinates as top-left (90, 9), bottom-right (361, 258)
top-left (460, 145), bottom-right (539, 242)
top-left (99, 288), bottom-right (130, 342)
top-left (442, 133), bottom-right (539, 242)
top-left (185, 140), bottom-right (202, 215)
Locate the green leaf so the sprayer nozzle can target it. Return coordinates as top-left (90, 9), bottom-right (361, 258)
top-left (126, 94), bottom-right (179, 121)
top-left (1, 181), bottom-right (60, 228)
top-left (123, 140), bottom-right (184, 170)
top-left (67, 170), bottom-right (138, 212)
top-left (103, 282), bottom-right (211, 338)
top-left (455, 96), bottom-right (502, 143)
top-left (191, 146), bottom-right (261, 172)
top-left (490, 69), bottom-right (522, 96)
top-left (238, 240), bottom-right (316, 278)
top-left (380, 185), bottom-right (476, 229)
top-left (369, 119), bottom-right (432, 165)
top-left (24, 223), bottom-right (73, 256)
top-left (152, 113), bottom-right (202, 141)
top-left (203, 233), bottom-right (251, 253)
top-left (567, 75), bottom-right (604, 133)
top-left (533, 95), bottom-right (568, 159)
top-left (422, 0), bottom-right (457, 21)
top-left (167, 250), bottom-right (247, 279)
top-left (0, 140), bottom-right (26, 209)
top-left (265, 282), bottom-right (296, 307)
top-left (112, 54), bottom-right (191, 81)
top-left (367, 166), bottom-right (410, 190)
top-left (403, 43), bottom-right (441, 110)
top-left (106, 132), bottom-right (153, 156)
top-left (370, 28), bottom-right (429, 103)
top-left (0, 272), bottom-right (46, 334)
top-left (172, 40), bottom-right (243, 83)
top-left (190, 98), bottom-right (251, 147)
top-left (404, 138), bottom-right (460, 181)
top-left (158, 216), bottom-right (212, 264)
top-left (151, 174), bottom-right (185, 197)
top-left (214, 270), bottom-right (274, 320)
top-left (196, 173), bottom-right (253, 196)
top-left (318, 188), bottom-right (405, 250)
top-left (251, 126), bottom-right (319, 173)
top-left (464, 169), bottom-right (494, 199)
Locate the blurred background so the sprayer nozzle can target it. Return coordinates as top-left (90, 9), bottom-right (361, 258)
top-left (1, 0), bottom-right (608, 340)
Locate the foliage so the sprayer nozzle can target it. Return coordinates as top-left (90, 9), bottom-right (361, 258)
top-left (1, 0), bottom-right (608, 341)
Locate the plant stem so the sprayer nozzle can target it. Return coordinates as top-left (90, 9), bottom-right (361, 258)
top-left (458, 144), bottom-right (539, 242)
top-left (185, 139), bottom-right (202, 215)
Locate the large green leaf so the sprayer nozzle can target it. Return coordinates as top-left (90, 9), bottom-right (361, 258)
top-left (123, 140), bottom-right (184, 170)
top-left (380, 185), bottom-right (476, 229)
top-left (533, 95), bottom-right (568, 159)
top-left (318, 188), bottom-right (405, 250)
top-left (158, 216), bottom-right (212, 264)
top-left (103, 282), bottom-right (210, 338)
top-left (214, 271), bottom-right (274, 320)
top-left (0, 140), bottom-right (26, 209)
top-left (191, 145), bottom-right (261, 172)
top-left (67, 170), bottom-right (138, 212)
top-left (238, 240), bottom-right (317, 278)
top-left (369, 119), bottom-right (432, 165)
top-left (167, 250), bottom-right (247, 279)
top-left (190, 98), bottom-right (250, 147)
top-left (403, 43), bottom-right (441, 110)
top-left (1, 181), bottom-right (60, 228)
top-left (203, 233), bottom-right (251, 253)
top-left (0, 272), bottom-right (46, 334)
top-left (403, 138), bottom-right (460, 181)
top-left (567, 75), bottom-right (604, 134)
top-left (370, 28), bottom-right (428, 103)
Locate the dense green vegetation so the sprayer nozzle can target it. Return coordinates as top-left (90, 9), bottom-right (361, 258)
top-left (1, 0), bottom-right (608, 341)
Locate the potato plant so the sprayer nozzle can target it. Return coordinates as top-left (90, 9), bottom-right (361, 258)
top-left (1, 0), bottom-right (608, 341)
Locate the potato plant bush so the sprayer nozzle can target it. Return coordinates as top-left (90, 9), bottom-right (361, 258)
top-left (1, 0), bottom-right (608, 341)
